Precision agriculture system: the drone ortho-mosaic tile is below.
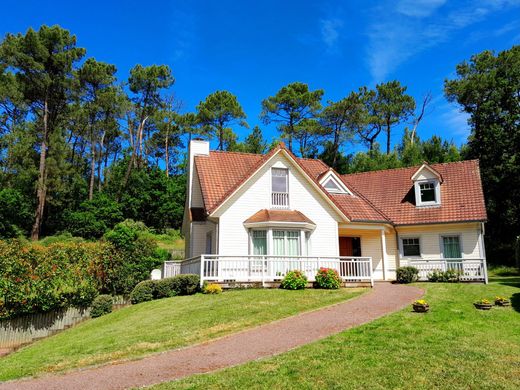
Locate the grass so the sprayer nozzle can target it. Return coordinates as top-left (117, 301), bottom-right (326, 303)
top-left (152, 277), bottom-right (520, 390)
top-left (0, 288), bottom-right (363, 381)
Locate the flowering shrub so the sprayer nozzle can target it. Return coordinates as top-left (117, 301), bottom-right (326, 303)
top-left (280, 270), bottom-right (307, 290)
top-left (427, 269), bottom-right (460, 283)
top-left (315, 267), bottom-right (341, 289)
top-left (474, 298), bottom-right (491, 305)
top-left (413, 299), bottom-right (428, 306)
top-left (204, 283), bottom-right (223, 294)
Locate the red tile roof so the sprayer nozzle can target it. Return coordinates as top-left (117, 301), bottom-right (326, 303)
top-left (194, 145), bottom-right (487, 225)
top-left (342, 160), bottom-right (487, 225)
top-left (244, 209), bottom-right (315, 225)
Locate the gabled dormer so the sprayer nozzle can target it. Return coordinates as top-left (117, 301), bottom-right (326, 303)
top-left (411, 163), bottom-right (443, 207)
top-left (319, 169), bottom-right (352, 195)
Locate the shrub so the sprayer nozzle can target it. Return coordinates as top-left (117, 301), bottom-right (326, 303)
top-left (0, 240), bottom-right (110, 319)
top-left (280, 270), bottom-right (308, 290)
top-left (103, 220), bottom-right (164, 295)
top-left (90, 295), bottom-right (113, 318)
top-left (204, 283), bottom-right (223, 294)
top-left (130, 280), bottom-right (155, 304)
top-left (315, 267), bottom-right (341, 289)
top-left (154, 278), bottom-right (178, 299)
top-left (129, 274), bottom-right (200, 304)
top-left (427, 269), bottom-right (460, 283)
top-left (396, 266), bottom-right (419, 284)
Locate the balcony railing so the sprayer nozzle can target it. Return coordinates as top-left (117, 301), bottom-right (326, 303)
top-left (164, 255), bottom-right (374, 287)
top-left (271, 192), bottom-right (289, 208)
top-left (406, 258), bottom-right (487, 283)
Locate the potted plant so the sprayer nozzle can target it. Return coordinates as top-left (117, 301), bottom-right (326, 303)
top-left (412, 299), bottom-right (429, 313)
top-left (474, 298), bottom-right (493, 310)
top-left (494, 296), bottom-right (511, 306)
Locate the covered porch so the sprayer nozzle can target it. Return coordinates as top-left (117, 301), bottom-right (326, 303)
top-left (163, 255), bottom-right (374, 287)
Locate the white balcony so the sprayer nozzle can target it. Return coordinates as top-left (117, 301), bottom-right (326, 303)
top-left (271, 192), bottom-right (289, 208)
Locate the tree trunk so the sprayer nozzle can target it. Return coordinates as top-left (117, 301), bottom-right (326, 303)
top-left (31, 100), bottom-right (49, 241)
top-left (386, 125), bottom-right (391, 155)
top-left (165, 130), bottom-right (169, 177)
top-left (332, 127), bottom-right (340, 168)
top-left (88, 130), bottom-right (96, 201)
top-left (97, 131), bottom-right (105, 192)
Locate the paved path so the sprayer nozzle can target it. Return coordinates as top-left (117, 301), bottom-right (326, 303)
top-left (0, 283), bottom-right (423, 390)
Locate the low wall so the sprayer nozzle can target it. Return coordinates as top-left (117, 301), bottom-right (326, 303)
top-left (0, 297), bottom-right (129, 349)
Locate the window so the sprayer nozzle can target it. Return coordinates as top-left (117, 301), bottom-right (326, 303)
top-left (419, 182), bottom-right (436, 203)
top-left (273, 230), bottom-right (300, 256)
top-left (402, 237), bottom-right (420, 257)
top-left (252, 230), bottom-right (267, 255)
top-left (442, 236), bottom-right (461, 259)
top-left (271, 168), bottom-right (289, 208)
top-left (323, 178), bottom-right (341, 192)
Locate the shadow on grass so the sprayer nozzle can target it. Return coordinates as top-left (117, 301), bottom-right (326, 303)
top-left (511, 293), bottom-right (520, 313)
top-left (488, 276), bottom-right (520, 288)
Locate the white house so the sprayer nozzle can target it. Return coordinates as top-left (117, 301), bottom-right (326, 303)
top-left (170, 140), bottom-right (488, 286)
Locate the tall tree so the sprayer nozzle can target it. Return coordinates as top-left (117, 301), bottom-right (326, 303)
top-left (77, 58), bottom-right (118, 200)
top-left (0, 25), bottom-right (85, 240)
top-left (260, 82), bottom-right (323, 153)
top-left (445, 45), bottom-right (520, 264)
top-left (374, 81), bottom-right (415, 154)
top-left (320, 92), bottom-right (362, 168)
top-left (196, 90), bottom-right (247, 150)
top-left (123, 64), bottom-right (174, 190)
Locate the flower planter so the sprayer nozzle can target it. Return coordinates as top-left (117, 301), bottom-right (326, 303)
top-left (495, 299), bottom-right (510, 307)
top-left (412, 303), bottom-right (429, 313)
top-left (474, 303), bottom-right (493, 310)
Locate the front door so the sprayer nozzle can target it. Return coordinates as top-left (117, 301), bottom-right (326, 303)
top-left (339, 237), bottom-right (361, 257)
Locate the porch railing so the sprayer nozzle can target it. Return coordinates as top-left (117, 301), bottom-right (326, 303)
top-left (164, 255), bottom-right (373, 287)
top-left (407, 258), bottom-right (487, 283)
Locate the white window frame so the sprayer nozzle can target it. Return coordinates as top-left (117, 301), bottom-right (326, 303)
top-left (271, 168), bottom-right (289, 209)
top-left (440, 234), bottom-right (463, 259)
top-left (414, 179), bottom-right (441, 207)
top-left (249, 228), bottom-right (305, 256)
top-left (399, 236), bottom-right (422, 259)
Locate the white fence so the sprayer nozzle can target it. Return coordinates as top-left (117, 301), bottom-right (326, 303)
top-left (164, 255), bottom-right (373, 287)
top-left (407, 258), bottom-right (487, 283)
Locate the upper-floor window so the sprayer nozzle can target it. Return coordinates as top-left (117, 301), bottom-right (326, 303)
top-left (411, 164), bottom-right (442, 207)
top-left (419, 182), bottom-right (436, 203)
top-left (271, 168), bottom-right (289, 208)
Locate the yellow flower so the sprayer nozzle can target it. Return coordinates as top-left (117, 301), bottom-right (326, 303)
top-left (415, 299), bottom-right (428, 305)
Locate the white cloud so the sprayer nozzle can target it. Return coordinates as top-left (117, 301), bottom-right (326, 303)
top-left (440, 104), bottom-right (471, 141)
top-left (366, 0), bottom-right (520, 82)
top-left (320, 18), bottom-right (344, 48)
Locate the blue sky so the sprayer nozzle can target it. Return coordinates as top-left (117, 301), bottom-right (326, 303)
top-left (3, 0), bottom-right (520, 152)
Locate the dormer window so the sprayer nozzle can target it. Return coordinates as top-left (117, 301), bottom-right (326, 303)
top-left (411, 163), bottom-right (442, 207)
top-left (419, 182), bottom-right (436, 203)
top-left (271, 168), bottom-right (289, 208)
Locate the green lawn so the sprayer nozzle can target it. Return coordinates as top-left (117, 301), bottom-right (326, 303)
top-left (153, 277), bottom-right (520, 390)
top-left (0, 288), bottom-right (363, 381)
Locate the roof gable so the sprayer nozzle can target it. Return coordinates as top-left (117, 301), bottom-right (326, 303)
top-left (411, 163), bottom-right (443, 183)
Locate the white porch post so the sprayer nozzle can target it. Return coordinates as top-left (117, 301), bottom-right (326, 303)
top-left (380, 230), bottom-right (388, 281)
top-left (479, 223), bottom-right (488, 284)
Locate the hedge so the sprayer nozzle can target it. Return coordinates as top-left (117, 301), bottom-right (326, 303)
top-left (0, 232), bottom-right (164, 319)
top-left (130, 274), bottom-right (200, 304)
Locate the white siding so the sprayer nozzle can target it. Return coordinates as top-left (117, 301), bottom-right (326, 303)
top-left (191, 165), bottom-right (204, 208)
top-left (396, 223), bottom-right (482, 264)
top-left (215, 154), bottom-right (342, 257)
top-left (190, 222), bottom-right (217, 258)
